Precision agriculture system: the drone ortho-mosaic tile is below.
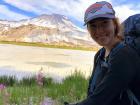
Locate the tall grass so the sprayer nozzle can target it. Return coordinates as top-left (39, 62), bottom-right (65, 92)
top-left (0, 72), bottom-right (89, 105)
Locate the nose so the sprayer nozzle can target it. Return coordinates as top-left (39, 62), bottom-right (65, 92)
top-left (95, 25), bottom-right (104, 35)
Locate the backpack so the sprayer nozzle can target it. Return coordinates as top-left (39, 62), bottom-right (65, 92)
top-left (122, 14), bottom-right (140, 105)
top-left (123, 14), bottom-right (140, 56)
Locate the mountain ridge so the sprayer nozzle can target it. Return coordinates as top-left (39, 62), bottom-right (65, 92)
top-left (0, 13), bottom-right (98, 47)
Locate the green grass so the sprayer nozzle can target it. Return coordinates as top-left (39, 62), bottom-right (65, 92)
top-left (0, 40), bottom-right (99, 51)
top-left (0, 72), bottom-right (89, 105)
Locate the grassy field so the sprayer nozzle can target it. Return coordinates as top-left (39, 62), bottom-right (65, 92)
top-left (0, 72), bottom-right (89, 105)
top-left (0, 41), bottom-right (99, 51)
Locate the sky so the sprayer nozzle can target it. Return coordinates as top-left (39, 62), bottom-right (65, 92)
top-left (0, 0), bottom-right (140, 28)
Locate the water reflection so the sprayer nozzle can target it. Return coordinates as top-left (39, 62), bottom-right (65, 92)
top-left (0, 66), bottom-right (35, 80)
top-left (0, 66), bottom-right (64, 82)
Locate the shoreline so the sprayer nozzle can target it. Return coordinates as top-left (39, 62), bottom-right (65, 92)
top-left (0, 41), bottom-right (99, 51)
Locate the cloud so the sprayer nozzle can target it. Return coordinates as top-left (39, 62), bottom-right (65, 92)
top-left (2, 0), bottom-right (140, 24)
top-left (0, 4), bottom-right (31, 20)
top-left (108, 0), bottom-right (140, 22)
top-left (3, 0), bottom-right (111, 22)
top-left (114, 4), bottom-right (140, 22)
top-left (3, 0), bottom-right (83, 19)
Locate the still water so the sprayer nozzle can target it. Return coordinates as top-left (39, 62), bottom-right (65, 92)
top-left (0, 44), bottom-right (96, 82)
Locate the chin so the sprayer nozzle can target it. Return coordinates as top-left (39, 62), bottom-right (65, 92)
top-left (96, 38), bottom-right (109, 45)
top-left (97, 41), bottom-right (109, 47)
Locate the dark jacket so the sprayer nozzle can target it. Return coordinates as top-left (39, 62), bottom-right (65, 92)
top-left (76, 43), bottom-right (140, 105)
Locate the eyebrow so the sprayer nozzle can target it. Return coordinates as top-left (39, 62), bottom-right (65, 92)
top-left (89, 19), bottom-right (111, 24)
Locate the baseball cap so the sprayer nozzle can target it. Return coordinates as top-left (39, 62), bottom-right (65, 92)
top-left (84, 1), bottom-right (115, 25)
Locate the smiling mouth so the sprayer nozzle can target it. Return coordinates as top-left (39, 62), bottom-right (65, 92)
top-left (95, 35), bottom-right (107, 39)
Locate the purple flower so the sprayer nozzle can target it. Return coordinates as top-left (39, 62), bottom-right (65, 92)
top-left (41, 98), bottom-right (53, 105)
top-left (36, 67), bottom-right (44, 86)
top-left (0, 84), bottom-right (6, 91)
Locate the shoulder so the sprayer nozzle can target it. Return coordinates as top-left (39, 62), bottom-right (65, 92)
top-left (113, 45), bottom-right (138, 59)
top-left (109, 45), bottom-right (140, 68)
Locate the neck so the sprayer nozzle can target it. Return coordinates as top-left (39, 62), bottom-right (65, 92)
top-left (104, 38), bottom-right (121, 57)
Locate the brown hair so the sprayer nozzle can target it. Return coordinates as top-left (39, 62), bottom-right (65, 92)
top-left (112, 18), bottom-right (124, 41)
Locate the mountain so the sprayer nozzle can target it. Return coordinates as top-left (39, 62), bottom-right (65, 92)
top-left (0, 14), bottom-right (98, 47)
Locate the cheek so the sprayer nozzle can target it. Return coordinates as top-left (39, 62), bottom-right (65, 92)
top-left (88, 28), bottom-right (95, 39)
top-left (106, 25), bottom-right (116, 36)
top-left (109, 23), bottom-right (116, 34)
top-left (90, 32), bottom-right (97, 40)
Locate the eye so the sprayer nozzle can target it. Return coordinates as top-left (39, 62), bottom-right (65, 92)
top-left (102, 20), bottom-right (110, 25)
top-left (88, 23), bottom-right (97, 28)
top-left (100, 20), bottom-right (110, 28)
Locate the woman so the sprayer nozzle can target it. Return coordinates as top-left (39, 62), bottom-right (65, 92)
top-left (65, 1), bottom-right (140, 105)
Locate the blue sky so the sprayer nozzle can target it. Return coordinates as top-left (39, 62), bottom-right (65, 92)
top-left (0, 0), bottom-right (140, 28)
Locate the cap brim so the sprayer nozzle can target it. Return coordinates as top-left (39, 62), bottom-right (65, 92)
top-left (83, 14), bottom-right (115, 26)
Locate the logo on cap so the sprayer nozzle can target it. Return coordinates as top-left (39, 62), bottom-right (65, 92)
top-left (84, 1), bottom-right (115, 25)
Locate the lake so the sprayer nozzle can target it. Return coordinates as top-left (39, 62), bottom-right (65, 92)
top-left (0, 44), bottom-right (96, 82)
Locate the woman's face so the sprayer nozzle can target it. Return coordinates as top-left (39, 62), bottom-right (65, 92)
top-left (87, 18), bottom-right (116, 47)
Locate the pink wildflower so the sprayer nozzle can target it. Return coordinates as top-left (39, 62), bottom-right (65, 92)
top-left (36, 67), bottom-right (44, 86)
top-left (41, 98), bottom-right (54, 105)
top-left (0, 84), bottom-right (6, 91)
